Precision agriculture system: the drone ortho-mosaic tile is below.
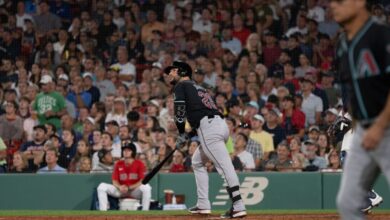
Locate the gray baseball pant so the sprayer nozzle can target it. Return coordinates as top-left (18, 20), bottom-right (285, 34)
top-left (192, 115), bottom-right (245, 211)
top-left (337, 123), bottom-right (390, 220)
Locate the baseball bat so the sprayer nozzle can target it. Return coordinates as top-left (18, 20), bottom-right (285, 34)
top-left (142, 147), bottom-right (177, 184)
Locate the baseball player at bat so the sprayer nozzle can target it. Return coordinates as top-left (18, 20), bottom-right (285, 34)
top-left (165, 61), bottom-right (247, 218)
top-left (331, 0), bottom-right (390, 219)
top-left (96, 142), bottom-right (151, 211)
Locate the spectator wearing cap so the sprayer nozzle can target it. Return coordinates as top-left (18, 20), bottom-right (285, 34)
top-left (265, 142), bottom-right (293, 172)
top-left (302, 140), bottom-right (327, 171)
top-left (320, 71), bottom-right (339, 108)
top-left (95, 67), bottom-right (116, 102)
top-left (33, 75), bottom-right (66, 129)
top-left (91, 148), bottom-right (114, 173)
top-left (236, 121), bottom-right (263, 169)
top-left (264, 107), bottom-right (286, 147)
top-left (243, 101), bottom-right (259, 123)
top-left (281, 95), bottom-right (306, 138)
top-left (262, 32), bottom-right (282, 68)
top-left (250, 114), bottom-right (274, 161)
top-left (81, 116), bottom-right (96, 142)
top-left (324, 108), bottom-right (339, 130)
top-left (285, 15), bottom-right (308, 37)
top-left (151, 62), bottom-right (163, 81)
top-left (67, 75), bottom-right (92, 109)
top-left (105, 97), bottom-right (128, 127)
top-left (83, 72), bottom-right (101, 105)
top-left (234, 133), bottom-right (256, 171)
top-left (306, 0), bottom-right (325, 23)
top-left (34, 1), bottom-right (62, 37)
top-left (255, 1), bottom-right (274, 31)
top-left (300, 75), bottom-right (323, 127)
top-left (0, 101), bottom-right (24, 144)
top-left (306, 125), bottom-right (321, 149)
top-left (110, 47), bottom-right (136, 86)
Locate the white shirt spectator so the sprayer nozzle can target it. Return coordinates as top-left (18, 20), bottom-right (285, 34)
top-left (285, 26), bottom-right (308, 37)
top-left (221, 38), bottom-right (242, 56)
top-left (110, 62), bottom-right (136, 86)
top-left (307, 6), bottom-right (325, 23)
top-left (204, 72), bottom-right (218, 88)
top-left (192, 19), bottom-right (212, 33)
top-left (105, 113), bottom-right (128, 126)
top-left (302, 93), bottom-right (323, 127)
top-left (237, 150), bottom-right (256, 170)
top-left (16, 14), bottom-right (33, 31)
top-left (53, 41), bottom-right (66, 55)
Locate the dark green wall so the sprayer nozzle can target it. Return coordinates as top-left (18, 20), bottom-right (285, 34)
top-left (0, 173), bottom-right (388, 210)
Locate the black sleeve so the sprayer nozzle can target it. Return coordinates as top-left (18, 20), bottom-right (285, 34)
top-left (174, 83), bottom-right (186, 134)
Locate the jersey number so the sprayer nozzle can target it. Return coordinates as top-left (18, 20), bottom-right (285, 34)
top-left (198, 91), bottom-right (217, 110)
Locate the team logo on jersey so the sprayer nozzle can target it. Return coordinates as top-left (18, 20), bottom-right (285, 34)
top-left (212, 177), bottom-right (269, 206)
top-left (357, 49), bottom-right (380, 77)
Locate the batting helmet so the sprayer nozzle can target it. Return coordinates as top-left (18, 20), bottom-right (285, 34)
top-left (164, 61), bottom-right (192, 78)
top-left (121, 141), bottom-right (137, 158)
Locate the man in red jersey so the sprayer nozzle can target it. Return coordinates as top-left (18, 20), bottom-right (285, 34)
top-left (97, 142), bottom-right (151, 211)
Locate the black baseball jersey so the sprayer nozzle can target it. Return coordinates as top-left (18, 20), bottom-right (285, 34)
top-left (173, 80), bottom-right (220, 133)
top-left (335, 18), bottom-right (390, 123)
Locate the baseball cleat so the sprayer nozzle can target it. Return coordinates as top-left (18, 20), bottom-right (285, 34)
top-left (369, 190), bottom-right (383, 207)
top-left (220, 209), bottom-right (247, 218)
top-left (188, 206), bottom-right (211, 215)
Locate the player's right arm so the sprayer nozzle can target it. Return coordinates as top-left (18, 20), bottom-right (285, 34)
top-left (173, 83), bottom-right (186, 134)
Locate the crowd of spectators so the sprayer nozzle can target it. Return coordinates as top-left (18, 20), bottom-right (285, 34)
top-left (1, 0), bottom-right (390, 174)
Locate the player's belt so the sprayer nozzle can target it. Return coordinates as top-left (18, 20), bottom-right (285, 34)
top-left (207, 114), bottom-right (224, 119)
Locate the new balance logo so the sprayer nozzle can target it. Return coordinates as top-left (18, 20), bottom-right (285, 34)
top-left (212, 177), bottom-right (269, 206)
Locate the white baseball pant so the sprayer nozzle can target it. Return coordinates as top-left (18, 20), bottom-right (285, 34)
top-left (193, 115), bottom-right (245, 211)
top-left (97, 182), bottom-right (151, 211)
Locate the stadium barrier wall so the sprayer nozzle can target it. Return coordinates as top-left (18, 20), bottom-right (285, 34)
top-left (0, 173), bottom-right (388, 210)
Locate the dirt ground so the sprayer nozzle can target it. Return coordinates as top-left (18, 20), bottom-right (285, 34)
top-left (2, 214), bottom-right (390, 220)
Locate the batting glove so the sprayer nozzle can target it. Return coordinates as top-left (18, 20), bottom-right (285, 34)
top-left (176, 133), bottom-right (188, 148)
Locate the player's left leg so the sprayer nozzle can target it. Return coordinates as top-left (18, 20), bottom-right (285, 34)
top-left (197, 116), bottom-right (246, 218)
top-left (130, 184), bottom-right (152, 210)
top-left (97, 183), bottom-right (122, 211)
top-left (337, 125), bottom-right (380, 220)
top-left (189, 146), bottom-right (211, 213)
